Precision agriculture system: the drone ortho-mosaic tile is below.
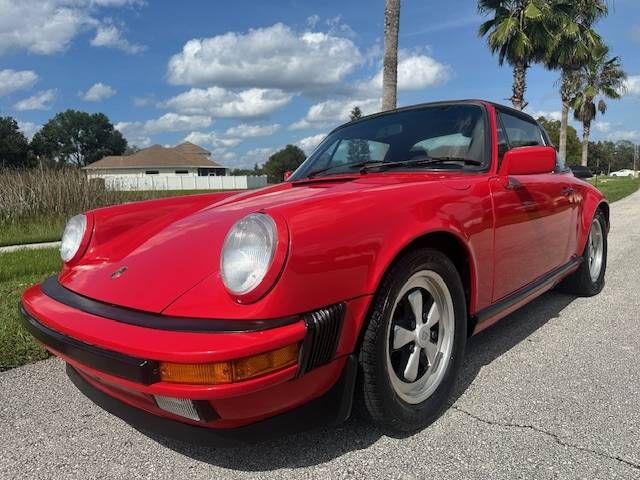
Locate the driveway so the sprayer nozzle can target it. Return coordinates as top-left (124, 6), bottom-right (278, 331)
top-left (2, 191), bottom-right (639, 480)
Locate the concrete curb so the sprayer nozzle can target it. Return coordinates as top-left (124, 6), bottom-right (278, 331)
top-left (0, 241), bottom-right (61, 254)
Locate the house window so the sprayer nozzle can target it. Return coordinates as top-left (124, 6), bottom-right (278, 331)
top-left (175, 169), bottom-right (189, 174)
top-left (145, 170), bottom-right (159, 175)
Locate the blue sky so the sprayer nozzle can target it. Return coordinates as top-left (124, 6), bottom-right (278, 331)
top-left (1, 0), bottom-right (639, 168)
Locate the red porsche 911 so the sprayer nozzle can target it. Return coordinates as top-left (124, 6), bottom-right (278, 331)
top-left (21, 100), bottom-right (608, 441)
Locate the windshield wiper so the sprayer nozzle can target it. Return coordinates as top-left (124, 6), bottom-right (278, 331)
top-left (306, 160), bottom-right (385, 178)
top-left (361, 156), bottom-right (483, 172)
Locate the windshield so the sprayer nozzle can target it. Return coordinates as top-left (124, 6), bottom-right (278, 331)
top-left (290, 103), bottom-right (488, 180)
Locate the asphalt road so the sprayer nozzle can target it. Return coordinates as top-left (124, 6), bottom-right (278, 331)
top-left (2, 190), bottom-right (640, 480)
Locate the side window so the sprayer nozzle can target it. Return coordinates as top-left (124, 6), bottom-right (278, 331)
top-left (499, 112), bottom-right (545, 148)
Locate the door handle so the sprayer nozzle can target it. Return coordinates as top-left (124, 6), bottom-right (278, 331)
top-left (562, 187), bottom-right (575, 196)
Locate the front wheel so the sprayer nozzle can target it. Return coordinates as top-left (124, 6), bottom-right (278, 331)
top-left (558, 210), bottom-right (607, 296)
top-left (357, 249), bottom-right (467, 432)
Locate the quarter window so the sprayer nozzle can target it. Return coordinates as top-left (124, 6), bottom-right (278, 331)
top-left (498, 112), bottom-right (545, 148)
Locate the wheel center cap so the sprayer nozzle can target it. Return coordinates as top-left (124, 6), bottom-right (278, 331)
top-left (417, 326), bottom-right (431, 347)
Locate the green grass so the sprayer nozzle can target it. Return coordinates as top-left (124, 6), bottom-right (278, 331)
top-left (0, 248), bottom-right (61, 370)
top-left (0, 189), bottom-right (222, 247)
top-left (588, 176), bottom-right (640, 203)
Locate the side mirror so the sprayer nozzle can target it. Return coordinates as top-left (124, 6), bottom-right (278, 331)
top-left (570, 165), bottom-right (593, 179)
top-left (500, 146), bottom-right (556, 176)
top-left (283, 170), bottom-right (293, 181)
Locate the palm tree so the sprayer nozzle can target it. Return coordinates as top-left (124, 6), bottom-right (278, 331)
top-left (546, 0), bottom-right (607, 166)
top-left (382, 0), bottom-right (400, 111)
top-left (571, 45), bottom-right (626, 166)
top-left (478, 0), bottom-right (553, 110)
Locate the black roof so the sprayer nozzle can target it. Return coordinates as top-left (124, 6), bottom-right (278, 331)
top-left (330, 99), bottom-right (536, 135)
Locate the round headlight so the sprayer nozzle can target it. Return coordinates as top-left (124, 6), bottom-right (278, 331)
top-left (220, 213), bottom-right (277, 295)
top-left (60, 214), bottom-right (87, 262)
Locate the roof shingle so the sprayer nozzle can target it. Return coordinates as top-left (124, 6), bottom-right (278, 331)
top-left (83, 143), bottom-right (222, 170)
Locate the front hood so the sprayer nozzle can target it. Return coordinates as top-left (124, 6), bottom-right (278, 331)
top-left (60, 175), bottom-right (443, 313)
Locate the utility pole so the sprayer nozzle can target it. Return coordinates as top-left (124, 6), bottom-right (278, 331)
top-left (634, 143), bottom-right (638, 178)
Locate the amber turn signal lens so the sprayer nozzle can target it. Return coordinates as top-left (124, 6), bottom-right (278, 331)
top-left (159, 343), bottom-right (300, 385)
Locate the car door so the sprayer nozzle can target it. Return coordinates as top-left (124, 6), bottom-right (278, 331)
top-left (490, 110), bottom-right (573, 301)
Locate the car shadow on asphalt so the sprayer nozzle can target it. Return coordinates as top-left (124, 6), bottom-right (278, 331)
top-left (146, 291), bottom-right (577, 471)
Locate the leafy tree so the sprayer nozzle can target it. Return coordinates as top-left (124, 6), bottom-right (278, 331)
top-left (31, 110), bottom-right (127, 167)
top-left (124, 145), bottom-right (140, 155)
top-left (536, 116), bottom-right (581, 165)
top-left (479, 0), bottom-right (555, 110)
top-left (546, 0), bottom-right (607, 166)
top-left (262, 145), bottom-right (306, 183)
top-left (350, 105), bottom-right (363, 121)
top-left (571, 45), bottom-right (626, 166)
top-left (382, 0), bottom-right (400, 111)
top-left (0, 116), bottom-right (30, 168)
top-left (231, 163), bottom-right (265, 176)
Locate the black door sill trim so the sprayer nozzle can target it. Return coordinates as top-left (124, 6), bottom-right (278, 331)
top-left (475, 257), bottom-right (581, 324)
top-left (40, 276), bottom-right (299, 333)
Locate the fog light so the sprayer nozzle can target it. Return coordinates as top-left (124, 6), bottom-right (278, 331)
top-left (153, 395), bottom-right (200, 421)
top-left (159, 343), bottom-right (300, 385)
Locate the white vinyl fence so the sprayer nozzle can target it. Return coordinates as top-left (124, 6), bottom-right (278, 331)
top-left (97, 175), bottom-right (268, 191)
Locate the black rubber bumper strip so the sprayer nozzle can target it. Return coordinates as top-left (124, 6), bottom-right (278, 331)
top-left (66, 354), bottom-right (358, 445)
top-left (21, 305), bottom-right (160, 384)
top-left (40, 276), bottom-right (299, 333)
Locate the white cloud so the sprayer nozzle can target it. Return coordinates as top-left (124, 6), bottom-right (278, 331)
top-left (224, 123), bottom-right (280, 138)
top-left (13, 89), bottom-right (56, 110)
top-left (132, 95), bottom-right (154, 107)
top-left (183, 131), bottom-right (242, 149)
top-left (594, 121), bottom-right (611, 133)
top-left (167, 23), bottom-right (362, 92)
top-left (606, 130), bottom-right (640, 142)
top-left (90, 24), bottom-right (145, 54)
top-left (0, 0), bottom-right (143, 55)
top-left (297, 133), bottom-right (326, 154)
top-left (17, 120), bottom-right (41, 139)
top-left (162, 87), bottom-right (292, 118)
top-left (528, 109), bottom-right (562, 121)
top-left (80, 82), bottom-right (116, 101)
top-left (290, 97), bottom-right (380, 130)
top-left (0, 69), bottom-right (38, 96)
top-left (115, 113), bottom-right (213, 145)
top-left (360, 54), bottom-right (451, 95)
top-left (623, 75), bottom-right (640, 96)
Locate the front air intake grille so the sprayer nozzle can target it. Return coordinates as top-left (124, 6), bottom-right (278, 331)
top-left (298, 303), bottom-right (346, 375)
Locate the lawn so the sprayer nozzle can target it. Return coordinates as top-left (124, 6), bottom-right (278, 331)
top-left (0, 189), bottom-right (223, 247)
top-left (0, 248), bottom-right (60, 370)
top-left (588, 176), bottom-right (640, 203)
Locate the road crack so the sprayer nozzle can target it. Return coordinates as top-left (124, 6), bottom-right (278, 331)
top-left (451, 405), bottom-right (640, 471)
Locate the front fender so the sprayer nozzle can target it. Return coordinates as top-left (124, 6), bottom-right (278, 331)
top-left (165, 179), bottom-right (493, 322)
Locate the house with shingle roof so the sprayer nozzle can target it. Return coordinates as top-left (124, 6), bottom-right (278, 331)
top-left (83, 142), bottom-right (227, 178)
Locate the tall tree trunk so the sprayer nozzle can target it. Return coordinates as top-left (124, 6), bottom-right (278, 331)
top-left (511, 61), bottom-right (528, 110)
top-left (581, 120), bottom-right (591, 167)
top-left (382, 0), bottom-right (400, 111)
top-left (558, 69), bottom-right (572, 167)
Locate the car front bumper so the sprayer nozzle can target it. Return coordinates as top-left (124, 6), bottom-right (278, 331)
top-left (20, 278), bottom-right (371, 440)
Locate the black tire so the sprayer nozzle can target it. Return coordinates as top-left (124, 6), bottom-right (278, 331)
top-left (558, 209), bottom-right (607, 296)
top-left (357, 249), bottom-right (467, 432)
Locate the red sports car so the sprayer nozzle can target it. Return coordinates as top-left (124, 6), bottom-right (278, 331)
top-left (21, 100), bottom-right (608, 441)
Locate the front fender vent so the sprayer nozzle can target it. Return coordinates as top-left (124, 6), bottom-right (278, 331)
top-left (298, 303), bottom-right (346, 376)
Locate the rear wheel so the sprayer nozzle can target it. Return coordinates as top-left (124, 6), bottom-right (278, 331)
top-left (357, 249), bottom-right (466, 432)
top-left (558, 210), bottom-right (607, 296)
